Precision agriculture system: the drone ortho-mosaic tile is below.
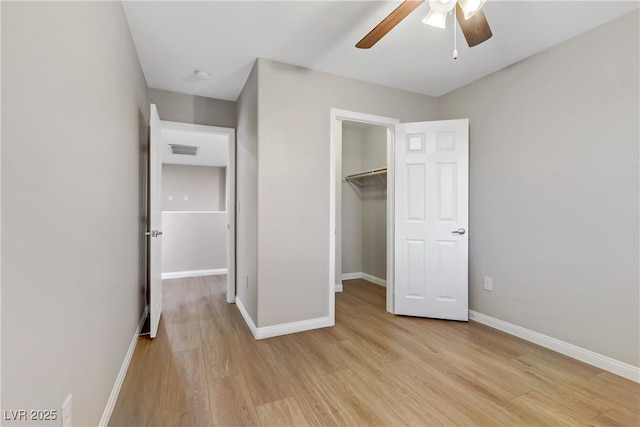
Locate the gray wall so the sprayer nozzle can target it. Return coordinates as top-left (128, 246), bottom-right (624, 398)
top-left (361, 125), bottom-right (387, 281)
top-left (256, 59), bottom-right (438, 327)
top-left (148, 88), bottom-right (236, 128)
top-left (341, 124), bottom-right (387, 281)
top-left (162, 212), bottom-right (227, 273)
top-left (1, 2), bottom-right (148, 425)
top-left (162, 164), bottom-right (226, 211)
top-left (437, 10), bottom-right (639, 366)
top-left (235, 61), bottom-right (259, 323)
top-left (161, 164), bottom-right (227, 274)
top-left (341, 127), bottom-right (363, 275)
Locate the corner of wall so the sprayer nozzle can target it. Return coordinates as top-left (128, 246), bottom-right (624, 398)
top-left (234, 59), bottom-right (260, 329)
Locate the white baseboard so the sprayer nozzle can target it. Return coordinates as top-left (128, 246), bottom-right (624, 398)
top-left (469, 310), bottom-right (640, 383)
top-left (342, 272), bottom-right (387, 287)
top-left (335, 283), bottom-right (343, 293)
top-left (235, 297), bottom-right (258, 338)
top-left (362, 273), bottom-right (387, 287)
top-left (99, 306), bottom-right (148, 426)
top-left (255, 316), bottom-right (333, 340)
top-left (235, 297), bottom-right (332, 340)
top-left (162, 268), bottom-right (227, 279)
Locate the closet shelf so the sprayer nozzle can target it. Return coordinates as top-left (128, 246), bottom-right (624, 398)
top-left (344, 168), bottom-right (387, 182)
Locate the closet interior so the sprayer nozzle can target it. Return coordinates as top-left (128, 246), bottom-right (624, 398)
top-left (340, 121), bottom-right (388, 296)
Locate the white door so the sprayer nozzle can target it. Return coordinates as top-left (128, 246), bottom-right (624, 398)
top-left (149, 104), bottom-right (163, 338)
top-left (394, 119), bottom-right (469, 321)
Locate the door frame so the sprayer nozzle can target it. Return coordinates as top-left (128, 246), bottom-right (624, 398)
top-left (159, 120), bottom-right (237, 303)
top-left (329, 108), bottom-right (399, 323)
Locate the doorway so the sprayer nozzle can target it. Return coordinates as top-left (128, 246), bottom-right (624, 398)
top-left (148, 108), bottom-right (237, 338)
top-left (330, 109), bottom-right (398, 322)
top-left (329, 109), bottom-right (470, 326)
top-left (158, 120), bottom-right (237, 303)
top-left (340, 121), bottom-right (391, 309)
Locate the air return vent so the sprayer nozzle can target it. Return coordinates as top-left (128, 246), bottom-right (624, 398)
top-left (169, 144), bottom-right (199, 156)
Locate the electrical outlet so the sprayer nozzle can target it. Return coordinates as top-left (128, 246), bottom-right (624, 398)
top-left (245, 275), bottom-right (249, 289)
top-left (61, 394), bottom-right (72, 427)
top-left (483, 276), bottom-right (493, 291)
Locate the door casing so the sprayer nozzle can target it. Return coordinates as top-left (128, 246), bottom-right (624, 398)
top-left (330, 110), bottom-right (470, 324)
top-left (329, 108), bottom-right (399, 323)
top-left (154, 120), bottom-right (237, 304)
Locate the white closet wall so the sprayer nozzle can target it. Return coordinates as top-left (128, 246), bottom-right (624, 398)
top-left (341, 123), bottom-right (387, 283)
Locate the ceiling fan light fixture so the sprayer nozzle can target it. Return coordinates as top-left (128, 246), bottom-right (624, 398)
top-left (422, 10), bottom-right (447, 29)
top-left (428, 0), bottom-right (457, 14)
top-left (458, 0), bottom-right (487, 20)
top-left (356, 0), bottom-right (492, 50)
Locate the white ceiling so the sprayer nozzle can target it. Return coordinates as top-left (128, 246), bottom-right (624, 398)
top-left (161, 124), bottom-right (229, 167)
top-left (123, 1), bottom-right (639, 101)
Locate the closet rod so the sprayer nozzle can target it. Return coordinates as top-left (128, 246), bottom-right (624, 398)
top-left (345, 167), bottom-right (387, 181)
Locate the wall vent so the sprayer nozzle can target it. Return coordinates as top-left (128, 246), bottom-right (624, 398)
top-left (169, 144), bottom-right (199, 156)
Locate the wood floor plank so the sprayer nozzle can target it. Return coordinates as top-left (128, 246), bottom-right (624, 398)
top-left (287, 332), bottom-right (347, 375)
top-left (172, 300), bottom-right (202, 325)
top-left (423, 343), bottom-right (532, 401)
top-left (171, 320), bottom-right (202, 353)
top-left (236, 341), bottom-right (292, 407)
top-left (318, 369), bottom-right (405, 426)
top-left (338, 305), bottom-right (533, 403)
top-left (110, 277), bottom-right (640, 427)
top-left (510, 390), bottom-right (595, 425)
top-left (333, 369), bottom-right (409, 425)
top-left (516, 340), bottom-right (604, 379)
top-left (589, 371), bottom-right (640, 397)
top-left (592, 408), bottom-right (640, 427)
top-left (163, 348), bottom-right (212, 427)
top-left (362, 366), bottom-right (457, 426)
top-left (512, 353), bottom-right (639, 415)
top-left (199, 318), bottom-right (232, 380)
top-left (108, 320), bottom-right (172, 427)
top-left (207, 375), bottom-right (260, 427)
top-left (255, 397), bottom-right (312, 427)
top-left (341, 279), bottom-right (386, 307)
top-left (330, 316), bottom-right (403, 364)
top-left (382, 358), bottom-right (490, 426)
top-left (285, 370), bottom-right (361, 426)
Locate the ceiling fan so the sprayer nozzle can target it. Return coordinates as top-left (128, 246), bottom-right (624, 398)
top-left (356, 0), bottom-right (492, 50)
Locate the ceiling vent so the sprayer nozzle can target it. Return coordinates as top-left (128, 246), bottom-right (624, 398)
top-left (170, 144), bottom-right (199, 156)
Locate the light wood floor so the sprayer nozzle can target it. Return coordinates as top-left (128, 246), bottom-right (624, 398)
top-left (109, 276), bottom-right (639, 426)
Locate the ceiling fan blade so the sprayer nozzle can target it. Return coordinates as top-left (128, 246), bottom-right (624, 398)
top-left (455, 3), bottom-right (492, 47)
top-left (356, 0), bottom-right (423, 49)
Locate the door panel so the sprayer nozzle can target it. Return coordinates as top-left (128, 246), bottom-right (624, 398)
top-left (407, 164), bottom-right (426, 221)
top-left (406, 240), bottom-right (426, 297)
top-left (149, 104), bottom-right (163, 338)
top-left (395, 119), bottom-right (469, 321)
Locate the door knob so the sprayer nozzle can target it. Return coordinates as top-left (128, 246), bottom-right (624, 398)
top-left (451, 228), bottom-right (466, 235)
